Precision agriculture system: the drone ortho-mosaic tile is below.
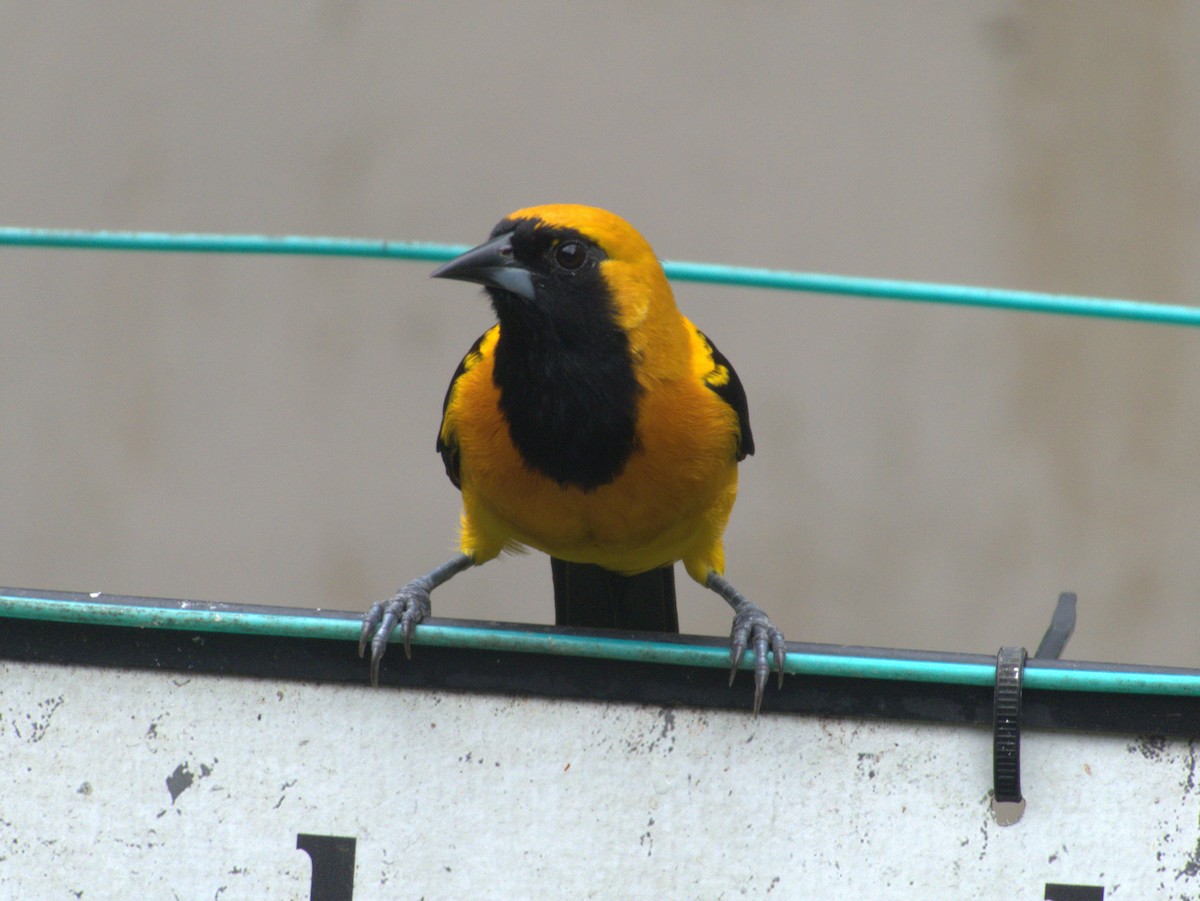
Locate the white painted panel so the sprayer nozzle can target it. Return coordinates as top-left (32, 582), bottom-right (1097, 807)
top-left (0, 660), bottom-right (1196, 899)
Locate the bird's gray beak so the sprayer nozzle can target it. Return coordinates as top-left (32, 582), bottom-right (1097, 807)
top-left (431, 233), bottom-right (536, 301)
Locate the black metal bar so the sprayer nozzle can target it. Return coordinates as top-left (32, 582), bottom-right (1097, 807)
top-left (1035, 592), bottom-right (1077, 660)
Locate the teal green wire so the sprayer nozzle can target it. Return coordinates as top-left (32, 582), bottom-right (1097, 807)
top-left (0, 226), bottom-right (465, 262)
top-left (3, 593), bottom-right (1199, 697)
top-left (664, 261), bottom-right (1200, 328)
top-left (3, 225), bottom-right (1200, 327)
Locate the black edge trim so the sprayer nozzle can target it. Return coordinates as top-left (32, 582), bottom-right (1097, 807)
top-left (1, 587), bottom-right (1198, 736)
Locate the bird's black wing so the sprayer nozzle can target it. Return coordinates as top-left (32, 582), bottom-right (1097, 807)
top-left (698, 330), bottom-right (755, 460)
top-left (436, 329), bottom-right (490, 490)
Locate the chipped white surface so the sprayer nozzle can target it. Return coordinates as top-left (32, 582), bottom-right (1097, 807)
top-left (0, 660), bottom-right (1197, 899)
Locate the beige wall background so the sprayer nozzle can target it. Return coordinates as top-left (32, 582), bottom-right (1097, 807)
top-left (3, 3), bottom-right (1198, 667)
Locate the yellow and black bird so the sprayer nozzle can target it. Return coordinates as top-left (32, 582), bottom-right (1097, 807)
top-left (360, 205), bottom-right (786, 712)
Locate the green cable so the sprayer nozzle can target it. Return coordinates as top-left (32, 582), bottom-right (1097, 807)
top-left (3, 225), bottom-right (1199, 327)
top-left (3, 593), bottom-right (1198, 697)
top-left (0, 226), bottom-right (462, 262)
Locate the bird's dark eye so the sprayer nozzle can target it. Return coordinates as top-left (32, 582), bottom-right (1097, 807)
top-left (553, 241), bottom-right (587, 271)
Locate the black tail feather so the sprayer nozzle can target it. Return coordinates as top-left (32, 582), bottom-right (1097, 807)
top-left (551, 559), bottom-right (678, 633)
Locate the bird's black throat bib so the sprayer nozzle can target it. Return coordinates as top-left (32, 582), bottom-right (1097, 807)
top-left (490, 292), bottom-right (642, 492)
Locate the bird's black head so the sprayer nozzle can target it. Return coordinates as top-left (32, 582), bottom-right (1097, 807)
top-left (432, 212), bottom-right (611, 335)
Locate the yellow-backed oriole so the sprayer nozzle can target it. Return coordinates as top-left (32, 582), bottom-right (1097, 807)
top-left (360, 205), bottom-right (785, 712)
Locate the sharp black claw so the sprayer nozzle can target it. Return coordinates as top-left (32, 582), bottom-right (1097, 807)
top-left (402, 616), bottom-right (415, 659)
top-left (729, 613), bottom-right (750, 687)
top-left (753, 632), bottom-right (769, 716)
top-left (358, 601), bottom-right (385, 658)
top-left (729, 647), bottom-right (746, 687)
top-left (369, 643), bottom-right (382, 688)
top-left (727, 601), bottom-right (786, 715)
top-left (359, 582), bottom-right (432, 685)
top-left (774, 636), bottom-right (786, 690)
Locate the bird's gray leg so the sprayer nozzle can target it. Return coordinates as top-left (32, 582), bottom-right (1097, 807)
top-left (359, 553), bottom-right (473, 686)
top-left (706, 572), bottom-right (786, 715)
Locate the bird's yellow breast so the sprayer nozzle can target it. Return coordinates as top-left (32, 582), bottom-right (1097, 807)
top-left (442, 323), bottom-right (741, 576)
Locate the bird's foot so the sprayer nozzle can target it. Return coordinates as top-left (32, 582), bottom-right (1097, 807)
top-left (729, 602), bottom-right (786, 716)
top-left (358, 580), bottom-right (432, 686)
